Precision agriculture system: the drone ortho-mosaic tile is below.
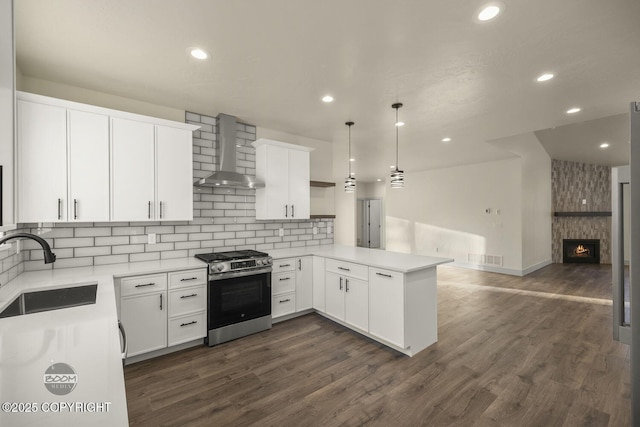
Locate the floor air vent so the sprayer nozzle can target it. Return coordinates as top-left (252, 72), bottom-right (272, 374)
top-left (468, 253), bottom-right (503, 267)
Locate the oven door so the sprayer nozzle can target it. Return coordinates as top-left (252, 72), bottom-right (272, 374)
top-left (208, 270), bottom-right (271, 329)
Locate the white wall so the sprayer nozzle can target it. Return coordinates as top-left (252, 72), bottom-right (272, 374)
top-left (385, 158), bottom-right (524, 272)
top-left (489, 132), bottom-right (552, 272)
top-left (18, 76), bottom-right (185, 122)
top-left (332, 137), bottom-right (356, 245)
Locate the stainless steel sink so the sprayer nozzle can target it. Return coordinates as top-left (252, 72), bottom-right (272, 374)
top-left (0, 283), bottom-right (98, 318)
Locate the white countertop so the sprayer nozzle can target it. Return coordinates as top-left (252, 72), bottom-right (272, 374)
top-left (0, 257), bottom-right (207, 427)
top-left (268, 244), bottom-right (453, 273)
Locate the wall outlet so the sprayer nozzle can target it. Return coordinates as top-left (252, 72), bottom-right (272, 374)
top-left (278, 228), bottom-right (284, 237)
top-left (582, 199), bottom-right (587, 205)
top-left (148, 233), bottom-right (156, 244)
top-left (312, 226), bottom-right (318, 235)
top-left (327, 225), bottom-right (333, 234)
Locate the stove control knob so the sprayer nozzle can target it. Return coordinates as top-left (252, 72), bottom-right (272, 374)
top-left (265, 258), bottom-right (271, 265)
top-left (256, 259), bottom-right (263, 265)
top-left (216, 264), bottom-right (224, 272)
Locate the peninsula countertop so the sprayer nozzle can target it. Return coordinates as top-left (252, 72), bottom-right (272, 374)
top-left (267, 244), bottom-right (453, 273)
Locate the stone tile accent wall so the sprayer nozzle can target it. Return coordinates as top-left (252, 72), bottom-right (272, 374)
top-left (551, 159), bottom-right (611, 263)
top-left (0, 111), bottom-right (333, 279)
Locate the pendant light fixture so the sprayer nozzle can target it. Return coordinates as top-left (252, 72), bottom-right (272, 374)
top-left (390, 103), bottom-right (405, 188)
top-left (344, 121), bottom-right (356, 192)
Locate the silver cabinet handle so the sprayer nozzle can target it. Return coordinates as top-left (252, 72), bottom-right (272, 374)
top-left (180, 277), bottom-right (198, 282)
top-left (148, 201), bottom-right (152, 219)
top-left (376, 272), bottom-right (393, 278)
top-left (280, 264), bottom-right (291, 268)
top-left (118, 320), bottom-right (128, 363)
top-left (285, 205), bottom-right (288, 218)
top-left (134, 282), bottom-right (156, 288)
top-left (279, 298), bottom-right (291, 303)
top-left (339, 276), bottom-right (343, 290)
top-left (292, 205), bottom-right (295, 217)
top-left (298, 259), bottom-right (301, 270)
top-left (346, 278), bottom-right (349, 292)
top-left (57, 198), bottom-right (62, 220)
top-left (338, 266), bottom-right (351, 272)
top-left (73, 199), bottom-right (78, 220)
top-left (160, 294), bottom-right (163, 310)
top-left (279, 277), bottom-right (291, 281)
top-left (159, 201), bottom-right (164, 219)
top-left (180, 320), bottom-right (197, 327)
top-left (180, 293), bottom-right (198, 299)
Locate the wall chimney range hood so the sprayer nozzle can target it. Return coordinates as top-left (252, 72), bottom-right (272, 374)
top-left (195, 113), bottom-right (263, 189)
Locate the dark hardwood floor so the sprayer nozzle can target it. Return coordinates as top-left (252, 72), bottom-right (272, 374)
top-left (124, 263), bottom-right (630, 426)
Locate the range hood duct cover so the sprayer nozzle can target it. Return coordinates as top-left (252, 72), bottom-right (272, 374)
top-left (195, 113), bottom-right (262, 189)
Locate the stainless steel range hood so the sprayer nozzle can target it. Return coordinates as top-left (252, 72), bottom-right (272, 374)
top-left (195, 113), bottom-right (262, 189)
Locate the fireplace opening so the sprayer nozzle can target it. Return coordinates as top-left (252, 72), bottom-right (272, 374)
top-left (562, 239), bottom-right (600, 264)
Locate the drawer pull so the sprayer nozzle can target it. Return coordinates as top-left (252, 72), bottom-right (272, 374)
top-left (346, 278), bottom-right (350, 292)
top-left (180, 277), bottom-right (198, 282)
top-left (339, 277), bottom-right (343, 290)
top-left (376, 272), bottom-right (393, 278)
top-left (279, 277), bottom-right (291, 281)
top-left (338, 266), bottom-right (351, 272)
top-left (134, 282), bottom-right (156, 288)
top-left (180, 293), bottom-right (198, 299)
top-left (279, 264), bottom-right (291, 268)
top-left (279, 299), bottom-right (291, 303)
top-left (180, 320), bottom-right (197, 327)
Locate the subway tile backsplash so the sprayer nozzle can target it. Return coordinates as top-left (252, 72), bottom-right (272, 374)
top-left (1, 111), bottom-right (333, 280)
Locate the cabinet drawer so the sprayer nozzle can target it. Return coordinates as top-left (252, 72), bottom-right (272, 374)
top-left (272, 258), bottom-right (296, 273)
top-left (273, 271), bottom-right (295, 294)
top-left (168, 268), bottom-right (207, 289)
top-left (168, 311), bottom-right (206, 346)
top-left (168, 285), bottom-right (207, 317)
top-left (272, 292), bottom-right (296, 318)
top-left (120, 273), bottom-right (167, 297)
top-left (325, 259), bottom-right (368, 281)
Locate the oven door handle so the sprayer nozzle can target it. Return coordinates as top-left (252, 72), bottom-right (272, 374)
top-left (210, 267), bottom-right (272, 280)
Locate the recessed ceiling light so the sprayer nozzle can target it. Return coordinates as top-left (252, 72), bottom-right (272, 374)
top-left (322, 95), bottom-right (334, 103)
top-left (390, 165), bottom-right (395, 169)
top-left (189, 48), bottom-right (209, 60)
top-left (600, 142), bottom-right (610, 149)
top-left (350, 172), bottom-right (355, 176)
top-left (349, 158), bottom-right (355, 162)
top-left (566, 107), bottom-right (581, 114)
top-left (442, 137), bottom-right (452, 142)
top-left (477, 2), bottom-right (503, 21)
top-left (395, 121), bottom-right (405, 127)
top-left (377, 178), bottom-right (382, 182)
top-left (536, 73), bottom-right (554, 82)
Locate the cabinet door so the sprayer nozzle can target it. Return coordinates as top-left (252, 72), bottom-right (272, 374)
top-left (17, 100), bottom-right (67, 222)
top-left (120, 291), bottom-right (167, 357)
top-left (369, 269), bottom-right (405, 347)
top-left (325, 271), bottom-right (345, 321)
top-left (344, 276), bottom-right (369, 332)
top-left (288, 149), bottom-right (310, 219)
top-left (295, 256), bottom-right (313, 311)
top-left (264, 145), bottom-right (289, 219)
top-left (68, 109), bottom-right (110, 222)
top-left (111, 118), bottom-right (155, 221)
top-left (156, 125), bottom-right (193, 221)
top-left (312, 256), bottom-right (325, 312)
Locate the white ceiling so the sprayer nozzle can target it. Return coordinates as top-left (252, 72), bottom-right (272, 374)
top-left (14, 0), bottom-right (640, 181)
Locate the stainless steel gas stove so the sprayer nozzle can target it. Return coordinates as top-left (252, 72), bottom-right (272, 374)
top-left (195, 250), bottom-right (273, 346)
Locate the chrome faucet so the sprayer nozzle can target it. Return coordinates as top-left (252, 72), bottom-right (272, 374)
top-left (0, 232), bottom-right (56, 264)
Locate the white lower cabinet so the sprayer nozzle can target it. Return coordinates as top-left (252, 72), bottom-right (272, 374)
top-left (312, 256), bottom-right (325, 312)
top-left (272, 258), bottom-right (296, 319)
top-left (272, 256), bottom-right (313, 319)
top-left (119, 273), bottom-right (168, 357)
top-left (369, 267), bottom-right (405, 348)
top-left (325, 258), bottom-right (369, 332)
top-left (118, 268), bottom-right (207, 360)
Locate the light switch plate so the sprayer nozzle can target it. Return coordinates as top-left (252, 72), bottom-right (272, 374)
top-left (148, 233), bottom-right (156, 244)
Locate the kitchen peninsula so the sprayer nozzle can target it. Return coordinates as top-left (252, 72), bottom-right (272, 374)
top-left (268, 245), bottom-right (453, 356)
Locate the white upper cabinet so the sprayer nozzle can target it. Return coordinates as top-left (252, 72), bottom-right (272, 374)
top-left (111, 118), bottom-right (195, 222)
top-left (111, 118), bottom-right (155, 221)
top-left (253, 139), bottom-right (313, 220)
top-left (16, 92), bottom-right (198, 223)
top-left (156, 125), bottom-right (193, 221)
top-left (68, 109), bottom-right (110, 222)
top-left (17, 100), bottom-right (68, 222)
top-left (0, 0), bottom-right (14, 229)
